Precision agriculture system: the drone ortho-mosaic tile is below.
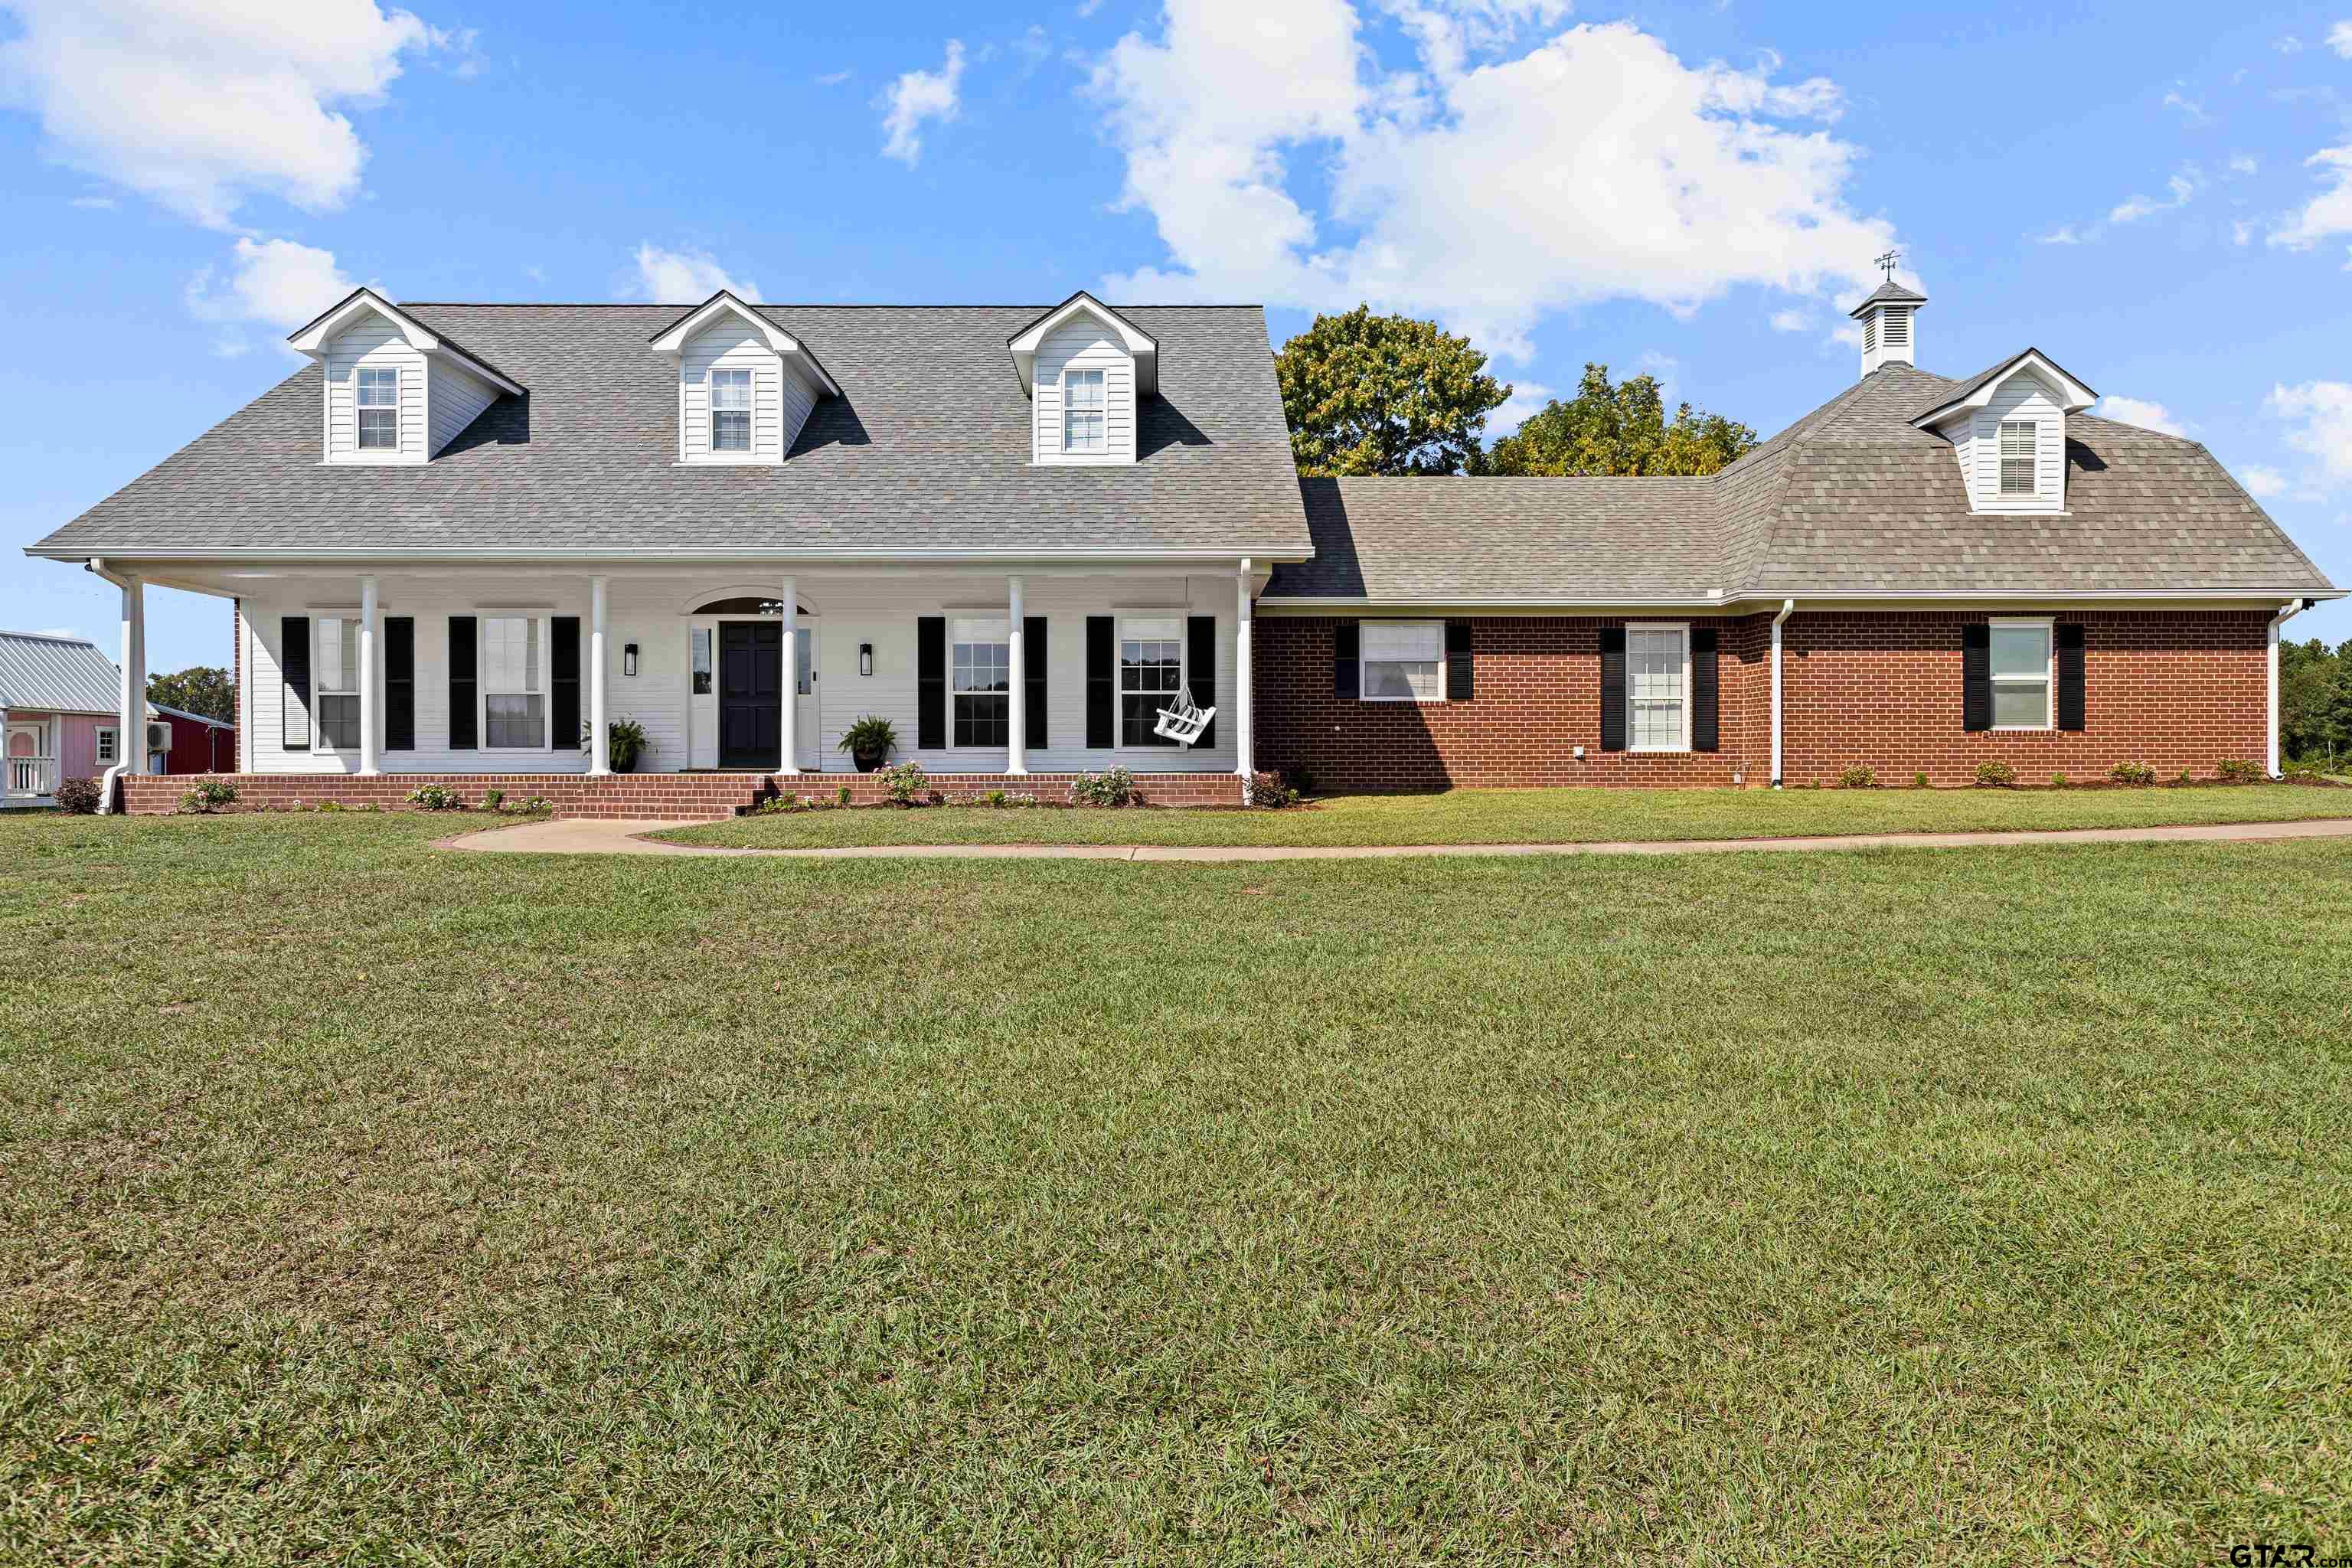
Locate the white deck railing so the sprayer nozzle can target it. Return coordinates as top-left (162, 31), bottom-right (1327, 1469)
top-left (6, 756), bottom-right (59, 797)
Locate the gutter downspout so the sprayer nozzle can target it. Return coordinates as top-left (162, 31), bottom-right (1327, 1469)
top-left (84, 557), bottom-right (132, 815)
top-left (1769, 599), bottom-right (1795, 789)
top-left (2269, 598), bottom-right (2310, 779)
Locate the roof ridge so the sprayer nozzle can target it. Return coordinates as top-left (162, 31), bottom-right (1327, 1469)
top-left (399, 300), bottom-right (1275, 311)
top-left (0, 629), bottom-right (98, 645)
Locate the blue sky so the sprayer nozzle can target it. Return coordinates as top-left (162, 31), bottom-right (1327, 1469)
top-left (5, 0), bottom-right (2350, 671)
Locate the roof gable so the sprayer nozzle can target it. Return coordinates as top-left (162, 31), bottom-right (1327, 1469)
top-left (1008, 290), bottom-right (1159, 397)
top-left (646, 290), bottom-right (842, 397)
top-left (286, 287), bottom-right (525, 396)
top-left (1910, 348), bottom-right (2096, 428)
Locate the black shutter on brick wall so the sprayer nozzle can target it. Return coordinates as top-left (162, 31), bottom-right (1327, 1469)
top-left (917, 617), bottom-right (946, 751)
top-left (279, 616), bottom-right (311, 751)
top-left (1446, 620), bottom-right (1473, 701)
top-left (1086, 616), bottom-right (1115, 748)
top-left (550, 616), bottom-right (582, 751)
top-left (449, 616), bottom-right (478, 750)
top-left (1598, 626), bottom-right (1627, 752)
top-left (1691, 625), bottom-right (1720, 752)
top-left (1025, 616), bottom-right (1048, 750)
top-left (1962, 622), bottom-right (1992, 733)
top-left (2056, 622), bottom-right (2086, 732)
top-left (384, 617), bottom-right (415, 751)
top-left (1334, 622), bottom-right (1360, 698)
top-left (1187, 615), bottom-right (1217, 750)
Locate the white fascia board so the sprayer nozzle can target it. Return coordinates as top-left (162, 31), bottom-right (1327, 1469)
top-left (284, 287), bottom-right (525, 397)
top-left (646, 290), bottom-right (842, 396)
top-left (1910, 350), bottom-right (2098, 426)
top-left (1006, 291), bottom-right (1159, 397)
top-left (25, 545), bottom-right (1310, 566)
top-left (1257, 588), bottom-right (2345, 613)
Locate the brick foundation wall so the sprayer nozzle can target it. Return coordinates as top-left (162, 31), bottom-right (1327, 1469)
top-left (1253, 610), bottom-right (2272, 791)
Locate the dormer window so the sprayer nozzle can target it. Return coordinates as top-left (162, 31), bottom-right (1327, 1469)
top-left (1063, 369), bottom-right (1106, 453)
top-left (1910, 348), bottom-right (2099, 516)
top-left (356, 368), bottom-right (400, 451)
top-left (710, 368), bottom-right (753, 453)
top-left (1999, 420), bottom-right (2037, 497)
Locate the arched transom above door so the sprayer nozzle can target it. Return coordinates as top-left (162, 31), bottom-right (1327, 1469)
top-left (692, 596), bottom-right (814, 617)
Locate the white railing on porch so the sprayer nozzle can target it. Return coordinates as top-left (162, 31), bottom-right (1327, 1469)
top-left (6, 756), bottom-right (59, 798)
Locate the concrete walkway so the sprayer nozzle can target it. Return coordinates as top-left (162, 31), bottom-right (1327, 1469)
top-left (443, 814), bottom-right (2352, 862)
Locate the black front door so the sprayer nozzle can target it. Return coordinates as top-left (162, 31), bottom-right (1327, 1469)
top-left (719, 621), bottom-right (782, 769)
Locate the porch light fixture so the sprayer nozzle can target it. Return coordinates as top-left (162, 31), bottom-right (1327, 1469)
top-left (623, 642), bottom-right (639, 678)
top-left (859, 642), bottom-right (874, 678)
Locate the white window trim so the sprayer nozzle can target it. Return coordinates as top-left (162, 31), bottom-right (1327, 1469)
top-left (355, 365), bottom-right (400, 453)
top-left (478, 609), bottom-right (555, 754)
top-left (707, 366), bottom-right (756, 462)
top-left (1116, 615), bottom-right (1188, 750)
top-left (94, 725), bottom-right (117, 765)
top-left (950, 616), bottom-right (1012, 750)
top-left (1625, 620), bottom-right (1693, 754)
top-left (1989, 616), bottom-right (2056, 733)
top-left (1357, 618), bottom-right (1446, 704)
top-left (1998, 418), bottom-right (2038, 499)
top-left (312, 610), bottom-right (362, 754)
top-left (1062, 367), bottom-right (1107, 455)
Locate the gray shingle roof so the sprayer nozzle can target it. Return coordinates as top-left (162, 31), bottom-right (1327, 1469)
top-left (0, 631), bottom-right (121, 714)
top-left (1267, 360), bottom-right (2338, 603)
top-left (1849, 279), bottom-right (1928, 314)
top-left (30, 303), bottom-right (1312, 560)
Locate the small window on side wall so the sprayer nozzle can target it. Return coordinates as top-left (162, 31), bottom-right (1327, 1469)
top-left (356, 366), bottom-right (399, 450)
top-left (1360, 621), bottom-right (1444, 702)
top-left (95, 727), bottom-right (117, 765)
top-left (1990, 619), bottom-right (2053, 730)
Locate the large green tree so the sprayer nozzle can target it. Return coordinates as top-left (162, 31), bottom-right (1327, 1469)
top-left (2280, 636), bottom-right (2352, 767)
top-left (1275, 306), bottom-right (1511, 476)
top-left (148, 665), bottom-right (234, 724)
top-left (1481, 363), bottom-right (1758, 477)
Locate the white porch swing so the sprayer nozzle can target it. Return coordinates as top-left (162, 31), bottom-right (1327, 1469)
top-left (1152, 686), bottom-right (1216, 746)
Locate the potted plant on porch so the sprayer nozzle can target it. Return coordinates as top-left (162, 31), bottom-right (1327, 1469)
top-left (838, 715), bottom-right (898, 773)
top-left (594, 716), bottom-right (648, 773)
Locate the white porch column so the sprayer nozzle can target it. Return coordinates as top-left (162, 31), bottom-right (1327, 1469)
top-left (1233, 561), bottom-right (1253, 779)
top-left (778, 580), bottom-right (799, 775)
top-left (1005, 575), bottom-right (1028, 775)
top-left (118, 570), bottom-right (145, 776)
top-left (356, 573), bottom-right (381, 776)
top-left (589, 575), bottom-right (611, 776)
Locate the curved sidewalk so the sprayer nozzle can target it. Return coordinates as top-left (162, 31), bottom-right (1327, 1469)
top-left (443, 814), bottom-right (2352, 861)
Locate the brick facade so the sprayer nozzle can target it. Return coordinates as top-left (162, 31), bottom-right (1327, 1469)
top-left (1253, 609), bottom-right (2272, 791)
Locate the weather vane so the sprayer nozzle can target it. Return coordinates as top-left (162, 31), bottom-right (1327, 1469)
top-left (1874, 250), bottom-right (1902, 279)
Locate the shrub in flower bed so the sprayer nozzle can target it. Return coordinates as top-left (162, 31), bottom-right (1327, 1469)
top-left (1244, 770), bottom-right (1300, 808)
top-left (1070, 767), bottom-right (1142, 808)
top-left (178, 779), bottom-right (238, 814)
top-left (877, 761), bottom-right (931, 806)
top-left (1974, 760), bottom-right (2017, 788)
top-left (2215, 758), bottom-right (2264, 783)
top-left (406, 784), bottom-right (465, 811)
top-left (53, 776), bottom-right (102, 815)
top-left (2109, 761), bottom-right (2157, 787)
top-left (1838, 766), bottom-right (1877, 789)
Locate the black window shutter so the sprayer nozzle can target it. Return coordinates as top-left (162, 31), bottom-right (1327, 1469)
top-left (1599, 626), bottom-right (1627, 752)
top-left (1187, 615), bottom-right (1217, 750)
top-left (1334, 622), bottom-right (1360, 698)
top-left (1086, 616), bottom-right (1115, 749)
top-left (2056, 622), bottom-right (2086, 732)
top-left (449, 616), bottom-right (478, 750)
top-left (550, 616), bottom-right (582, 750)
top-left (916, 617), bottom-right (946, 751)
top-left (1690, 626), bottom-right (1720, 752)
top-left (384, 617), bottom-right (415, 751)
top-left (279, 616), bottom-right (311, 751)
top-left (1962, 622), bottom-right (1992, 733)
top-left (1024, 616), bottom-right (1048, 750)
top-left (1446, 620), bottom-right (1473, 701)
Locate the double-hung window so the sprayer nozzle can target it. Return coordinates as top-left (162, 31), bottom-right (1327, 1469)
top-left (314, 615), bottom-right (361, 750)
top-left (482, 615), bottom-right (548, 750)
top-left (1119, 618), bottom-right (1184, 746)
top-left (710, 368), bottom-right (753, 453)
top-left (1627, 622), bottom-right (1690, 752)
top-left (1063, 368), bottom-right (1105, 452)
top-left (1998, 420), bottom-right (2037, 498)
top-left (952, 617), bottom-right (1010, 747)
top-left (356, 366), bottom-right (399, 450)
top-left (1360, 620), bottom-right (1443, 702)
top-left (1990, 618), bottom-right (2053, 730)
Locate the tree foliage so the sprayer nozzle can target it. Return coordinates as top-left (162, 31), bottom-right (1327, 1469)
top-left (2281, 636), bottom-right (2352, 767)
top-left (148, 665), bottom-right (234, 724)
top-left (1275, 306), bottom-right (1511, 476)
top-left (1480, 363), bottom-right (1759, 477)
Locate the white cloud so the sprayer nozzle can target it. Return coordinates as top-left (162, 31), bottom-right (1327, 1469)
top-left (815, 69), bottom-right (850, 86)
top-left (1488, 379), bottom-right (1553, 436)
top-left (2161, 89), bottom-right (2209, 126)
top-left (1769, 308), bottom-right (1812, 332)
top-left (2269, 380), bottom-right (2352, 492)
top-left (2233, 217), bottom-right (2255, 245)
top-left (2096, 396), bottom-right (2192, 436)
top-left (630, 243), bottom-right (758, 302)
top-left (185, 235), bottom-right (357, 355)
top-left (0, 0), bottom-right (458, 228)
top-left (2033, 224), bottom-right (2086, 244)
top-left (2239, 464), bottom-right (2290, 498)
top-left (880, 39), bottom-right (965, 165)
top-left (2229, 153), bottom-right (2258, 175)
top-left (2271, 145), bottom-right (2352, 250)
top-left (1089, 10), bottom-right (1895, 361)
top-left (69, 193), bottom-right (115, 209)
top-left (2109, 169), bottom-right (2197, 224)
top-left (2331, 20), bottom-right (2352, 56)
top-left (2277, 33), bottom-right (2305, 53)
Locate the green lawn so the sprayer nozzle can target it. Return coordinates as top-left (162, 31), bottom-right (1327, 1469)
top-left (659, 779), bottom-right (2352, 849)
top-left (5, 812), bottom-right (2350, 1562)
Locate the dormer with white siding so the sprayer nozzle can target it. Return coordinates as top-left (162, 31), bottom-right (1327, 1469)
top-left (286, 288), bottom-right (524, 466)
top-left (1007, 291), bottom-right (1158, 466)
top-left (1911, 348), bottom-right (2099, 515)
top-left (647, 291), bottom-right (839, 466)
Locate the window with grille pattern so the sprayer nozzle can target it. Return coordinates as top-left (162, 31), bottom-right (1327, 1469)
top-left (1999, 420), bottom-right (2037, 496)
top-left (356, 367), bottom-right (398, 449)
top-left (952, 618), bottom-right (1010, 747)
top-left (710, 368), bottom-right (752, 452)
top-left (1063, 368), bottom-right (1106, 452)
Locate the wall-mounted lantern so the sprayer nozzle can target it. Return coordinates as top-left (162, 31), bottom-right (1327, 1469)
top-left (623, 642), bottom-right (639, 678)
top-left (858, 642), bottom-right (874, 678)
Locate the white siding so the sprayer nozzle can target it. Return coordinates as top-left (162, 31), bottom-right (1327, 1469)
top-left (426, 361), bottom-right (500, 456)
top-left (677, 326), bottom-right (816, 465)
top-left (1969, 371), bottom-right (2067, 514)
top-left (322, 322), bottom-right (426, 464)
top-left (1033, 320), bottom-right (1138, 466)
top-left (235, 574), bottom-right (1241, 776)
